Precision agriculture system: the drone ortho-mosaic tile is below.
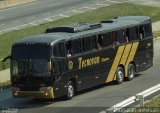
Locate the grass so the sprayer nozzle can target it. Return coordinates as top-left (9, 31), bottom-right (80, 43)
top-left (153, 31), bottom-right (160, 38)
top-left (1, 3), bottom-right (160, 70)
top-left (129, 96), bottom-right (160, 113)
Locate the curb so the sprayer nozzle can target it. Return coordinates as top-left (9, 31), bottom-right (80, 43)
top-left (154, 37), bottom-right (160, 40)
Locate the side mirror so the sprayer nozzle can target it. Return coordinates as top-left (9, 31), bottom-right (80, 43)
top-left (2, 55), bottom-right (11, 70)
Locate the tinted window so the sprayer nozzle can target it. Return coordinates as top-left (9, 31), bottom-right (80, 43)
top-left (53, 42), bottom-right (65, 57)
top-left (112, 30), bottom-right (125, 44)
top-left (66, 40), bottom-right (72, 57)
top-left (139, 25), bottom-right (145, 40)
top-left (12, 44), bottom-right (51, 59)
top-left (144, 23), bottom-right (152, 38)
top-left (129, 27), bottom-right (138, 41)
top-left (126, 27), bottom-right (139, 42)
top-left (102, 32), bottom-right (111, 47)
top-left (82, 36), bottom-right (96, 52)
top-left (72, 38), bottom-right (82, 55)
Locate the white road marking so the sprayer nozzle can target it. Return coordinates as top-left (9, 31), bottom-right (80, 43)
top-left (27, 17), bottom-right (36, 20)
top-left (59, 14), bottom-right (69, 17)
top-left (84, 6), bottom-right (97, 10)
top-left (45, 18), bottom-right (53, 22)
top-left (96, 3), bottom-right (107, 6)
top-left (142, 2), bottom-right (154, 5)
top-left (49, 2), bottom-right (63, 7)
top-left (28, 22), bottom-right (38, 26)
top-left (72, 10), bottom-right (83, 13)
top-left (106, 0), bottom-right (121, 3)
top-left (99, 111), bottom-right (106, 113)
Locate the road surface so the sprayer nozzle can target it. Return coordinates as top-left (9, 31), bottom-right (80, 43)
top-left (0, 0), bottom-right (160, 34)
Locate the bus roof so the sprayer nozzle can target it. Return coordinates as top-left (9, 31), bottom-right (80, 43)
top-left (14, 16), bottom-right (150, 45)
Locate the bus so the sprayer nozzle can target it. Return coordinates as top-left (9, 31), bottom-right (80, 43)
top-left (3, 16), bottom-right (153, 99)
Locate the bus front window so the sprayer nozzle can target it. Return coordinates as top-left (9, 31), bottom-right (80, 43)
top-left (12, 59), bottom-right (49, 76)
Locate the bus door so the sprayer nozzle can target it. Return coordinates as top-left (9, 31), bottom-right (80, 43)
top-left (51, 58), bottom-right (67, 97)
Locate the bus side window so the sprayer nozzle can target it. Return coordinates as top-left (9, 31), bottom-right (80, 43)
top-left (102, 32), bottom-right (111, 47)
top-left (72, 38), bottom-right (82, 55)
top-left (126, 28), bottom-right (130, 42)
top-left (119, 29), bottom-right (126, 44)
top-left (139, 25), bottom-right (145, 40)
top-left (53, 42), bottom-right (65, 57)
top-left (130, 27), bottom-right (139, 41)
top-left (96, 34), bottom-right (103, 49)
top-left (143, 23), bottom-right (152, 38)
top-left (112, 31), bottom-right (120, 45)
top-left (66, 40), bottom-right (72, 57)
top-left (82, 36), bottom-right (96, 52)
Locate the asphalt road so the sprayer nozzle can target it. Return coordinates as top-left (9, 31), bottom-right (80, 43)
top-left (0, 0), bottom-right (160, 34)
top-left (0, 0), bottom-right (160, 113)
top-left (0, 39), bottom-right (160, 113)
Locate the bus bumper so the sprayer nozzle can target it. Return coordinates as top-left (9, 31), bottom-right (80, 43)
top-left (12, 87), bottom-right (54, 99)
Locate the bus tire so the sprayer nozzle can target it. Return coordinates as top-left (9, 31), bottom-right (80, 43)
top-left (66, 81), bottom-right (74, 100)
top-left (116, 67), bottom-right (124, 84)
top-left (127, 63), bottom-right (135, 81)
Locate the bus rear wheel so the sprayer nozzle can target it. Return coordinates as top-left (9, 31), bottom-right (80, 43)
top-left (66, 81), bottom-right (74, 100)
top-left (127, 64), bottom-right (135, 81)
top-left (116, 67), bottom-right (124, 84)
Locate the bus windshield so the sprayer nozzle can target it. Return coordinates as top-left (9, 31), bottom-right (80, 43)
top-left (11, 44), bottom-right (51, 76)
top-left (12, 59), bottom-right (49, 76)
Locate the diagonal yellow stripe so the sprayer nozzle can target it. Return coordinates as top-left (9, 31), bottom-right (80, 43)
top-left (120, 44), bottom-right (132, 65)
top-left (125, 42), bottom-right (139, 77)
top-left (106, 45), bottom-right (125, 83)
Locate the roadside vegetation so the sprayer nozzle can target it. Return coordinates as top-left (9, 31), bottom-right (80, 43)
top-left (1, 3), bottom-right (160, 70)
top-left (153, 31), bottom-right (160, 38)
top-left (129, 96), bottom-right (160, 113)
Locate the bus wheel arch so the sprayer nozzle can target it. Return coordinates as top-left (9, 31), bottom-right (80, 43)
top-left (116, 65), bottom-right (125, 84)
top-left (127, 62), bottom-right (136, 81)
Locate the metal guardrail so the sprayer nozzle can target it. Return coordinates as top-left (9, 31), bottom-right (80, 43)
top-left (106, 84), bottom-right (160, 113)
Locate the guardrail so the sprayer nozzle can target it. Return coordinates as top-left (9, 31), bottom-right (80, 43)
top-left (106, 84), bottom-right (160, 113)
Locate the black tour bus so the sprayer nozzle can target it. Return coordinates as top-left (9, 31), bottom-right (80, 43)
top-left (3, 16), bottom-right (153, 99)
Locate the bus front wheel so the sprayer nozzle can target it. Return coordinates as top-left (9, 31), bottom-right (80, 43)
top-left (66, 81), bottom-right (75, 100)
top-left (116, 67), bottom-right (124, 84)
top-left (127, 64), bottom-right (135, 81)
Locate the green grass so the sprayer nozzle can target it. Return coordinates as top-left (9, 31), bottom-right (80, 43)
top-left (153, 31), bottom-right (160, 38)
top-left (1, 3), bottom-right (160, 70)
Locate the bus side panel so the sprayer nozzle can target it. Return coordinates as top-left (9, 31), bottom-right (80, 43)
top-left (97, 46), bottom-right (118, 84)
top-left (133, 37), bottom-right (153, 73)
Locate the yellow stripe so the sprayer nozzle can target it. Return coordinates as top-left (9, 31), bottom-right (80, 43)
top-left (125, 42), bottom-right (139, 77)
top-left (120, 44), bottom-right (132, 65)
top-left (106, 45), bottom-right (125, 83)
